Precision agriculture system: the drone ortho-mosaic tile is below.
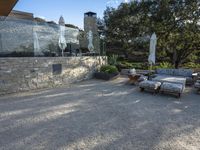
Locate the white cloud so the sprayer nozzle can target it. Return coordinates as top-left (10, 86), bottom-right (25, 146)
top-left (106, 0), bottom-right (119, 5)
top-left (106, 0), bottom-right (130, 6)
top-left (124, 0), bottom-right (130, 3)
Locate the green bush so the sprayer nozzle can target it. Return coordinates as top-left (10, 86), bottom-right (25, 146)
top-left (182, 62), bottom-right (200, 69)
top-left (153, 62), bottom-right (173, 69)
top-left (118, 61), bottom-right (134, 69)
top-left (100, 65), bottom-right (119, 74)
top-left (117, 61), bottom-right (147, 70)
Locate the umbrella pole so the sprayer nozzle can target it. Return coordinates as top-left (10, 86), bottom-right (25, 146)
top-left (148, 63), bottom-right (153, 80)
top-left (150, 63), bottom-right (152, 71)
top-left (149, 62), bottom-right (152, 71)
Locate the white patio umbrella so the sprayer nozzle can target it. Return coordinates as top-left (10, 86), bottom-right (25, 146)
top-left (33, 23), bottom-right (41, 56)
top-left (87, 30), bottom-right (94, 52)
top-left (58, 16), bottom-right (67, 57)
top-left (148, 33), bottom-right (157, 67)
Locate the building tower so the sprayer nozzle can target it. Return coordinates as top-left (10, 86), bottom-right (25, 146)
top-left (84, 11), bottom-right (100, 53)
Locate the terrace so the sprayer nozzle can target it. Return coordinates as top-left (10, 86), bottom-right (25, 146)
top-left (0, 77), bottom-right (200, 149)
top-left (0, 0), bottom-right (200, 150)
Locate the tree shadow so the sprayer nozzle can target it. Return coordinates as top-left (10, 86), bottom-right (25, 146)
top-left (0, 78), bottom-right (200, 150)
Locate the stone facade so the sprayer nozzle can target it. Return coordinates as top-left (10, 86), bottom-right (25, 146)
top-left (0, 56), bottom-right (107, 95)
top-left (8, 10), bottom-right (34, 20)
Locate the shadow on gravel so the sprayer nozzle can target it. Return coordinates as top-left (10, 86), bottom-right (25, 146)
top-left (0, 78), bottom-right (200, 150)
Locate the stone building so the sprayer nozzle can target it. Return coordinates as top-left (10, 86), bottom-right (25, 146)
top-left (0, 10), bottom-right (80, 56)
top-left (8, 10), bottom-right (34, 20)
top-left (0, 8), bottom-right (100, 56)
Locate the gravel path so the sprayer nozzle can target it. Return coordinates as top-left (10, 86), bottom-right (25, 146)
top-left (0, 77), bottom-right (200, 150)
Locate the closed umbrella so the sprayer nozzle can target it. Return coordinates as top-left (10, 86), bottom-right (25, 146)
top-left (148, 33), bottom-right (157, 67)
top-left (58, 16), bottom-right (67, 57)
top-left (33, 23), bottom-right (41, 56)
top-left (87, 30), bottom-right (94, 52)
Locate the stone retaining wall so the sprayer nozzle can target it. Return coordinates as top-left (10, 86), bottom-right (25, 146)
top-left (0, 56), bottom-right (107, 95)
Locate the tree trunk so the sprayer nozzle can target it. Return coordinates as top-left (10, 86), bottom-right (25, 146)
top-left (175, 61), bottom-right (180, 69)
top-left (173, 50), bottom-right (180, 69)
top-left (173, 50), bottom-right (177, 65)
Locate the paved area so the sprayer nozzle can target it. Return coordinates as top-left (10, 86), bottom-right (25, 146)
top-left (0, 77), bottom-right (200, 150)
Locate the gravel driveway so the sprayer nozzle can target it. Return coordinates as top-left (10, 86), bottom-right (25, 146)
top-left (0, 77), bottom-right (200, 150)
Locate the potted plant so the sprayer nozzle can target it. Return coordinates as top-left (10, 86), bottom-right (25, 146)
top-left (94, 65), bottom-right (120, 80)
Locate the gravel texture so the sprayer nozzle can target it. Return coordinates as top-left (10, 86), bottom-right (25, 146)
top-left (0, 77), bottom-right (200, 150)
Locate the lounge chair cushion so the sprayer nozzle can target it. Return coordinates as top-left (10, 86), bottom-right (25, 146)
top-left (156, 69), bottom-right (193, 77)
top-left (160, 82), bottom-right (183, 94)
top-left (139, 80), bottom-right (161, 90)
top-left (138, 75), bottom-right (148, 82)
top-left (194, 81), bottom-right (200, 89)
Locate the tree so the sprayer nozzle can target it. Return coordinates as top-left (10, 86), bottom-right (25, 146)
top-left (149, 0), bottom-right (200, 68)
top-left (104, 2), bottom-right (147, 58)
top-left (104, 0), bottom-right (200, 68)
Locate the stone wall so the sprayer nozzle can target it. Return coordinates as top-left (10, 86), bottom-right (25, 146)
top-left (0, 56), bottom-right (107, 95)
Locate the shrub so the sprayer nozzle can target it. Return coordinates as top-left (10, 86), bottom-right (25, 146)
top-left (153, 62), bottom-right (173, 69)
top-left (160, 62), bottom-right (173, 68)
top-left (182, 62), bottom-right (200, 69)
top-left (100, 65), bottom-right (119, 74)
top-left (117, 61), bottom-right (134, 69)
top-left (117, 61), bottom-right (146, 70)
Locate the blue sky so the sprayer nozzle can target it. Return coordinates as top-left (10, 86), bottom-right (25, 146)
top-left (14, 0), bottom-right (129, 29)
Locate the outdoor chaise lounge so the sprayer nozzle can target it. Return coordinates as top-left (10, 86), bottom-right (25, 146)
top-left (139, 80), bottom-right (161, 94)
top-left (152, 76), bottom-right (186, 90)
top-left (152, 69), bottom-right (187, 97)
top-left (160, 82), bottom-right (184, 98)
top-left (154, 69), bottom-right (194, 85)
top-left (194, 80), bottom-right (200, 92)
